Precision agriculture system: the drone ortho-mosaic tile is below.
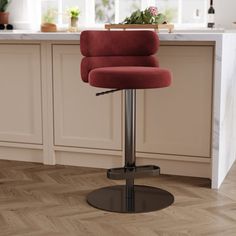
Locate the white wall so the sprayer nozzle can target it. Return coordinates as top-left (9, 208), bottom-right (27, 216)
top-left (8, 0), bottom-right (41, 30)
top-left (214, 0), bottom-right (236, 28)
top-left (8, 0), bottom-right (30, 29)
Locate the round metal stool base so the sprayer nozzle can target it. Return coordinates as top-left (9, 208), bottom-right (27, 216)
top-left (87, 185), bottom-right (174, 213)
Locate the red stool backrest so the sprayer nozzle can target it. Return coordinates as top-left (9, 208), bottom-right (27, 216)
top-left (80, 30), bottom-right (160, 82)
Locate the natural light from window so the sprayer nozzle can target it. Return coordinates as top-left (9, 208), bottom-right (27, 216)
top-left (39, 0), bottom-right (208, 29)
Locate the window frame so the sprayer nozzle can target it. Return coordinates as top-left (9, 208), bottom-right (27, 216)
top-left (39, 0), bottom-right (208, 29)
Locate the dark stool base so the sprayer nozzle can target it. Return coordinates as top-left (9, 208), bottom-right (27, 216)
top-left (87, 185), bottom-right (174, 213)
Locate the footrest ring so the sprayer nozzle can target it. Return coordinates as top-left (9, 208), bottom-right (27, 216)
top-left (107, 165), bottom-right (160, 180)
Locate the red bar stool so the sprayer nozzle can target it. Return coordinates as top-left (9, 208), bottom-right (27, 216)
top-left (80, 30), bottom-right (174, 213)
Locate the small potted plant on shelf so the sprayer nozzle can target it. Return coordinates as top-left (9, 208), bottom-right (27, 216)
top-left (68, 7), bottom-right (80, 32)
top-left (0, 0), bottom-right (11, 24)
top-left (41, 8), bottom-right (57, 32)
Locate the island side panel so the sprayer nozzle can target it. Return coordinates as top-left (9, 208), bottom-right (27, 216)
top-left (214, 34), bottom-right (236, 188)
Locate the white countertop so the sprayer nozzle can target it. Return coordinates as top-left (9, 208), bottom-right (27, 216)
top-left (0, 30), bottom-right (81, 41)
top-left (0, 29), bottom-right (235, 41)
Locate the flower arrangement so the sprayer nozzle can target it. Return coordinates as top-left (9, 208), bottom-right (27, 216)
top-left (122, 6), bottom-right (167, 25)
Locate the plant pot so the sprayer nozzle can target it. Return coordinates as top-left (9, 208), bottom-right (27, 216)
top-left (0, 12), bottom-right (9, 24)
top-left (71, 17), bottom-right (78, 28)
top-left (41, 23), bottom-right (57, 32)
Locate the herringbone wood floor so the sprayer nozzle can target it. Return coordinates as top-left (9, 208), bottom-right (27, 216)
top-left (0, 160), bottom-right (235, 236)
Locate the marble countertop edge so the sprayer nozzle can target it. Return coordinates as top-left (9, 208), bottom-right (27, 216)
top-left (0, 29), bottom-right (235, 41)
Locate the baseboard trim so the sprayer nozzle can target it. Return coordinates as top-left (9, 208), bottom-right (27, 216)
top-left (0, 146), bottom-right (43, 163)
top-left (0, 146), bottom-right (211, 179)
top-left (55, 150), bottom-right (211, 179)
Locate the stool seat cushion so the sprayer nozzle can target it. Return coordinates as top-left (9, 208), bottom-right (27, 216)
top-left (89, 66), bottom-right (172, 89)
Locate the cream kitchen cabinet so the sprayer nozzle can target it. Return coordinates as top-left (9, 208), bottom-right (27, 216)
top-left (136, 45), bottom-right (214, 158)
top-left (0, 44), bottom-right (42, 144)
top-left (0, 34), bottom-right (231, 189)
top-left (52, 45), bottom-right (122, 150)
top-left (52, 44), bottom-right (214, 161)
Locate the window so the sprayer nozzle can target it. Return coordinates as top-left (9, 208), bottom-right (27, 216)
top-left (157, 0), bottom-right (207, 27)
top-left (95, 0), bottom-right (115, 24)
top-left (41, 0), bottom-right (86, 26)
top-left (38, 0), bottom-right (208, 29)
top-left (118, 0), bottom-right (141, 23)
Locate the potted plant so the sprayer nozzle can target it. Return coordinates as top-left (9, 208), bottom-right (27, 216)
top-left (122, 6), bottom-right (167, 24)
top-left (105, 6), bottom-right (174, 33)
top-left (0, 0), bottom-right (11, 24)
top-left (41, 8), bottom-right (57, 32)
top-left (69, 7), bottom-right (80, 31)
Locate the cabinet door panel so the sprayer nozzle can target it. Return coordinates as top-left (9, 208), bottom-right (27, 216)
top-left (137, 46), bottom-right (213, 157)
top-left (0, 45), bottom-right (42, 144)
top-left (53, 45), bottom-right (122, 150)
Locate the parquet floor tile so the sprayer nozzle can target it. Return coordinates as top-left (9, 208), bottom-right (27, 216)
top-left (0, 160), bottom-right (235, 236)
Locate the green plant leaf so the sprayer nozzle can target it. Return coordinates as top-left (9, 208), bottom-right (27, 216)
top-left (42, 8), bottom-right (57, 24)
top-left (121, 7), bottom-right (168, 25)
top-left (154, 13), bottom-right (167, 24)
top-left (0, 0), bottom-right (11, 12)
top-left (68, 7), bottom-right (80, 19)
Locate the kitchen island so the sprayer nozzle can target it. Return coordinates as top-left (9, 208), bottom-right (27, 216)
top-left (0, 30), bottom-right (235, 189)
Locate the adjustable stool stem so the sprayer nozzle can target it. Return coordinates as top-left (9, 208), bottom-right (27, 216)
top-left (125, 89), bottom-right (136, 188)
top-left (87, 87), bottom-right (174, 213)
top-left (125, 89), bottom-right (135, 212)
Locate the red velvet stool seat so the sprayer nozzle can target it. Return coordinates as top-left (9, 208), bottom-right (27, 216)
top-left (89, 66), bottom-right (171, 89)
top-left (80, 30), bottom-right (174, 213)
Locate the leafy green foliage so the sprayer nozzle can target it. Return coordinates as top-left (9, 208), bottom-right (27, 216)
top-left (122, 7), bottom-right (167, 24)
top-left (162, 8), bottom-right (177, 23)
top-left (69, 7), bottom-right (80, 19)
top-left (42, 8), bottom-right (57, 24)
top-left (0, 0), bottom-right (11, 12)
